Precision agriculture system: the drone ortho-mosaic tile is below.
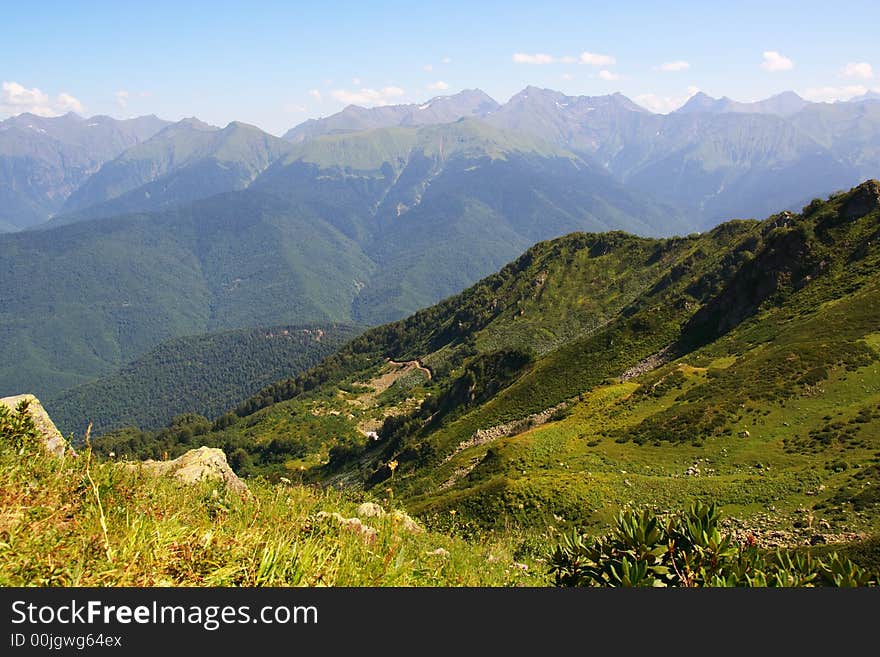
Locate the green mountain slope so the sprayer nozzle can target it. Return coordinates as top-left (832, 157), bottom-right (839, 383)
top-left (257, 119), bottom-right (693, 323)
top-left (0, 112), bottom-right (169, 230)
top-left (44, 323), bottom-right (361, 436)
top-left (56, 119), bottom-right (293, 222)
top-left (0, 192), bottom-right (374, 398)
top-left (114, 181), bottom-right (880, 545)
top-left (1, 118), bottom-right (690, 399)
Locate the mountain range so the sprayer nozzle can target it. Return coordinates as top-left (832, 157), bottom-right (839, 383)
top-left (3, 87), bottom-right (879, 234)
top-left (0, 112), bottom-right (168, 231)
top-left (0, 118), bottom-right (683, 398)
top-left (2, 86), bottom-right (880, 406)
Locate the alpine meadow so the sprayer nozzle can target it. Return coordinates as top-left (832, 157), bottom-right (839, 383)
top-left (2, 3), bottom-right (880, 597)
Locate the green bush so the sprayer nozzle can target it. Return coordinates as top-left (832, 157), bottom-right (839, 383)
top-left (548, 502), bottom-right (877, 587)
top-left (0, 400), bottom-right (40, 454)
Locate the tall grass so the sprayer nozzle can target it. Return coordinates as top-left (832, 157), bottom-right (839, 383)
top-left (0, 410), bottom-right (537, 586)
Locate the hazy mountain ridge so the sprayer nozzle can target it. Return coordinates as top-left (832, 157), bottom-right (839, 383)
top-left (282, 89), bottom-right (500, 142)
top-left (55, 118), bottom-right (294, 223)
top-left (4, 88), bottom-right (879, 233)
top-left (0, 112), bottom-right (170, 230)
top-left (484, 87), bottom-right (877, 227)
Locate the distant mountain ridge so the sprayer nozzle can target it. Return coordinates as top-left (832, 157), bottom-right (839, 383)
top-left (55, 118), bottom-right (293, 223)
top-left (4, 87), bottom-right (880, 234)
top-left (0, 112), bottom-right (169, 230)
top-left (675, 91), bottom-right (809, 116)
top-left (282, 89), bottom-right (500, 142)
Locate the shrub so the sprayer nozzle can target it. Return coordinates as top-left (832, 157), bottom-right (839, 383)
top-left (548, 502), bottom-right (877, 587)
top-left (0, 400), bottom-right (40, 454)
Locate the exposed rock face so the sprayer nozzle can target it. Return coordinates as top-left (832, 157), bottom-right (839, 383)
top-left (127, 446), bottom-right (249, 496)
top-left (0, 394), bottom-right (69, 457)
top-left (841, 179), bottom-right (880, 220)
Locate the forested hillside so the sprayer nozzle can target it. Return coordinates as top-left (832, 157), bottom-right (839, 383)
top-left (46, 323), bottom-right (361, 435)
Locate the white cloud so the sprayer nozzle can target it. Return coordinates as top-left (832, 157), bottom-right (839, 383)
top-left (352, 77), bottom-right (361, 85)
top-left (513, 52), bottom-right (555, 64)
top-left (115, 90), bottom-right (130, 109)
top-left (56, 93), bottom-right (84, 114)
top-left (560, 72), bottom-right (574, 81)
top-left (285, 103), bottom-right (307, 113)
top-left (423, 64), bottom-right (433, 72)
top-left (331, 86), bottom-right (406, 106)
top-left (802, 84), bottom-right (873, 102)
top-left (427, 80), bottom-right (449, 91)
top-left (0, 81), bottom-right (84, 118)
top-left (441, 57), bottom-right (452, 64)
top-left (598, 69), bottom-right (622, 81)
top-left (761, 51), bottom-right (794, 72)
top-left (580, 51), bottom-right (616, 67)
top-left (841, 62), bottom-right (873, 79)
top-left (308, 89), bottom-right (322, 101)
top-left (657, 60), bottom-right (690, 72)
top-left (635, 87), bottom-right (700, 114)
top-left (512, 51), bottom-right (615, 66)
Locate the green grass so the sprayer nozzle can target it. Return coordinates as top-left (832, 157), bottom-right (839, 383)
top-left (0, 437), bottom-right (540, 587)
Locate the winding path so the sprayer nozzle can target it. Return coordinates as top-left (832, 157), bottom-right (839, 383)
top-left (387, 358), bottom-right (433, 380)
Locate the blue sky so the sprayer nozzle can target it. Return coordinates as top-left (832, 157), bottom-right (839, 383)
top-left (2, 0), bottom-right (879, 135)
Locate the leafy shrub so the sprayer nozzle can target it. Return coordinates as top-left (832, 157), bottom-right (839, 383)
top-left (0, 400), bottom-right (40, 454)
top-left (548, 502), bottom-right (877, 587)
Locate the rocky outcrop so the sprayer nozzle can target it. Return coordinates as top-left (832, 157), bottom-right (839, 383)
top-left (840, 179), bottom-right (880, 220)
top-left (125, 446), bottom-right (249, 496)
top-left (0, 394), bottom-right (69, 457)
top-left (443, 402), bottom-right (568, 464)
top-left (355, 501), bottom-right (423, 533)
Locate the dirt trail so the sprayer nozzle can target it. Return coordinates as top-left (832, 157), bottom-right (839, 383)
top-left (387, 358), bottom-right (433, 380)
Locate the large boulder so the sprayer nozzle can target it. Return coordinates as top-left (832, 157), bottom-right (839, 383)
top-left (0, 394), bottom-right (69, 457)
top-left (127, 446), bottom-right (249, 496)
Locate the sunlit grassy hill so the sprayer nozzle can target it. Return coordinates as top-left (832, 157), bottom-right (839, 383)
top-left (92, 182), bottom-right (880, 560)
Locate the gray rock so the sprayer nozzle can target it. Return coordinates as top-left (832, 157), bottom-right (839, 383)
top-left (124, 446), bottom-right (249, 496)
top-left (357, 502), bottom-right (385, 518)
